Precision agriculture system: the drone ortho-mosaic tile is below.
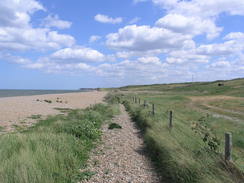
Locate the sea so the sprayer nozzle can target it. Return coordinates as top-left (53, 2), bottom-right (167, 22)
top-left (0, 89), bottom-right (85, 98)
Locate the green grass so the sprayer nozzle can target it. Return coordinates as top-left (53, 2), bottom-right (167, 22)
top-left (122, 98), bottom-right (243, 183)
top-left (113, 78), bottom-right (244, 183)
top-left (108, 123), bottom-right (122, 129)
top-left (120, 78), bottom-right (244, 97)
top-left (28, 114), bottom-right (42, 120)
top-left (0, 103), bottom-right (117, 183)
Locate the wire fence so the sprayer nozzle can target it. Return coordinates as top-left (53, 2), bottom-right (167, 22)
top-left (119, 95), bottom-right (233, 162)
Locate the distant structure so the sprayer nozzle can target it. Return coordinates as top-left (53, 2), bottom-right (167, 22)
top-left (218, 83), bottom-right (224, 86)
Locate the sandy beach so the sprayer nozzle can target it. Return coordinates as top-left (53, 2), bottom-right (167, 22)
top-left (0, 91), bottom-right (107, 133)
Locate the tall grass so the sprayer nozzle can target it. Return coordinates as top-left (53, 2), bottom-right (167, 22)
top-left (122, 99), bottom-right (244, 183)
top-left (0, 104), bottom-right (116, 183)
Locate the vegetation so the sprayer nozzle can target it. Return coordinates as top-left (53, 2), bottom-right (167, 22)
top-left (108, 123), bottom-right (122, 130)
top-left (120, 78), bottom-right (244, 97)
top-left (113, 78), bottom-right (244, 183)
top-left (44, 99), bottom-right (52, 103)
top-left (0, 103), bottom-right (117, 183)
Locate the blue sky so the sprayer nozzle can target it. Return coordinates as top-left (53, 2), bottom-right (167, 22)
top-left (0, 0), bottom-right (244, 89)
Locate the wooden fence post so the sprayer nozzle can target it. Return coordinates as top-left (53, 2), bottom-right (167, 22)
top-left (135, 97), bottom-right (137, 104)
top-left (144, 100), bottom-right (146, 108)
top-left (169, 111), bottom-right (173, 128)
top-left (225, 132), bottom-right (232, 161)
top-left (152, 104), bottom-right (155, 115)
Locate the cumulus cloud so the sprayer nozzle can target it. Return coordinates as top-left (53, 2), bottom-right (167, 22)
top-left (129, 17), bottom-right (141, 24)
top-left (89, 35), bottom-right (101, 43)
top-left (95, 56), bottom-right (168, 84)
top-left (209, 61), bottom-right (231, 68)
top-left (156, 14), bottom-right (222, 39)
top-left (152, 0), bottom-right (244, 40)
top-left (94, 14), bottom-right (123, 24)
top-left (0, 27), bottom-right (75, 51)
top-left (152, 0), bottom-right (244, 18)
top-left (0, 0), bottom-right (44, 28)
top-left (42, 14), bottom-right (72, 29)
top-left (166, 50), bottom-right (209, 64)
top-left (0, 52), bottom-right (31, 65)
top-left (106, 25), bottom-right (191, 52)
top-left (51, 47), bottom-right (105, 62)
top-left (224, 32), bottom-right (244, 40)
top-left (0, 0), bottom-right (75, 51)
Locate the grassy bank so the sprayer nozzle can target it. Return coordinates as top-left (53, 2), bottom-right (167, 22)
top-left (0, 103), bottom-right (118, 183)
top-left (122, 99), bottom-right (243, 183)
top-left (112, 78), bottom-right (244, 183)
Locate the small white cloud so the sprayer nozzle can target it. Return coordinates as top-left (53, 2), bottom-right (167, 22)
top-left (51, 47), bottom-right (105, 62)
top-left (224, 32), bottom-right (244, 40)
top-left (89, 35), bottom-right (101, 43)
top-left (42, 15), bottom-right (72, 29)
top-left (129, 17), bottom-right (141, 24)
top-left (209, 61), bottom-right (231, 68)
top-left (133, 0), bottom-right (148, 4)
top-left (94, 14), bottom-right (123, 24)
top-left (137, 56), bottom-right (161, 64)
top-left (196, 43), bottom-right (235, 56)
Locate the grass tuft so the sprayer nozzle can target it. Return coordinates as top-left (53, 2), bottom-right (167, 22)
top-left (0, 103), bottom-right (116, 183)
top-left (108, 123), bottom-right (122, 129)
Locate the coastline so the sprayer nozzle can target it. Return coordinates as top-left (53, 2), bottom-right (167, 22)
top-left (0, 91), bottom-right (107, 133)
top-left (0, 89), bottom-right (94, 98)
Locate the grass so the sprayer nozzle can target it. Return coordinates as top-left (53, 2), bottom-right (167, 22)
top-left (28, 114), bottom-right (42, 119)
top-left (108, 123), bottom-right (122, 129)
top-left (113, 78), bottom-right (244, 183)
top-left (0, 103), bottom-right (117, 183)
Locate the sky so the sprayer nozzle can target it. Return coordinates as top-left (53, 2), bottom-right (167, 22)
top-left (0, 0), bottom-right (244, 89)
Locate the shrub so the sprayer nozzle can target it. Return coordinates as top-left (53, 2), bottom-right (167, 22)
top-left (108, 123), bottom-right (122, 129)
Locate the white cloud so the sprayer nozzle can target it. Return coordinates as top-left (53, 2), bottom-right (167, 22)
top-left (166, 50), bottom-right (209, 64)
top-left (42, 15), bottom-right (72, 29)
top-left (0, 0), bottom-right (75, 51)
top-left (209, 61), bottom-right (231, 68)
top-left (196, 43), bottom-right (234, 56)
top-left (224, 32), bottom-right (244, 40)
top-left (94, 14), bottom-right (123, 24)
top-left (133, 0), bottom-right (148, 4)
top-left (89, 35), bottom-right (101, 43)
top-left (152, 0), bottom-right (244, 18)
top-left (95, 57), bottom-right (168, 84)
top-left (51, 47), bottom-right (105, 62)
top-left (156, 14), bottom-right (222, 39)
top-left (129, 17), bottom-right (141, 24)
top-left (137, 56), bottom-right (161, 64)
top-left (152, 0), bottom-right (244, 41)
top-left (106, 25), bottom-right (191, 52)
top-left (0, 27), bottom-right (75, 51)
top-left (0, 0), bottom-right (44, 28)
top-left (0, 52), bottom-right (31, 64)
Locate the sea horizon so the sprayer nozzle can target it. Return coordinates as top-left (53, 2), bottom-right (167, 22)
top-left (0, 89), bottom-right (90, 98)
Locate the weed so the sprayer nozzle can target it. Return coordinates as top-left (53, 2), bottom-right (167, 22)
top-left (0, 103), bottom-right (116, 183)
top-left (44, 99), bottom-right (52, 103)
top-left (28, 114), bottom-right (42, 120)
top-left (108, 123), bottom-right (122, 129)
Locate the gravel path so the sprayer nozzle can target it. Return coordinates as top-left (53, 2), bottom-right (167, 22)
top-left (82, 105), bottom-right (160, 183)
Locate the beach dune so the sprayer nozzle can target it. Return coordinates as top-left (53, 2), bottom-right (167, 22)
top-left (0, 91), bottom-right (107, 132)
